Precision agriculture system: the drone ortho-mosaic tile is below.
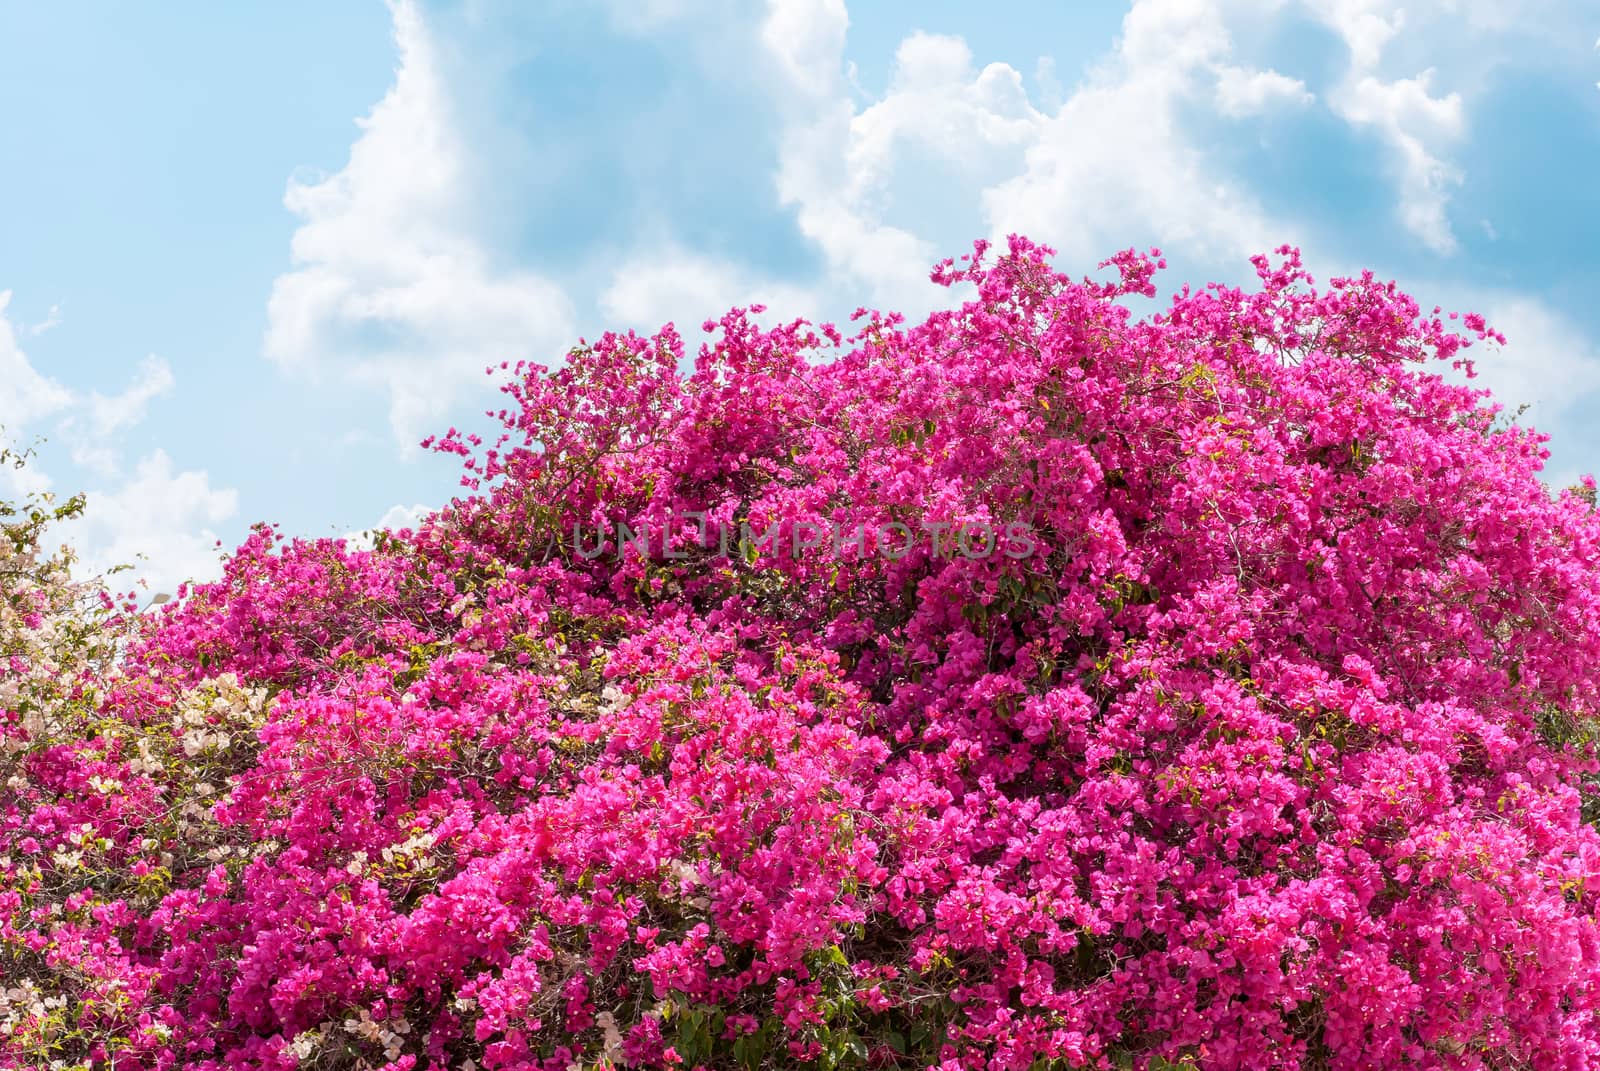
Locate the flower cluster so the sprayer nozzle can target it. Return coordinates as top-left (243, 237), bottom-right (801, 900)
top-left (7, 238), bottom-right (1600, 1070)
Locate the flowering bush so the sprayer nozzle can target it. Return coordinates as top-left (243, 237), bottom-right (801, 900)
top-left (7, 238), bottom-right (1600, 1070)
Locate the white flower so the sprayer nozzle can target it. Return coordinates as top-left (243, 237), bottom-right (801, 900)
top-left (288, 1027), bottom-right (325, 1061)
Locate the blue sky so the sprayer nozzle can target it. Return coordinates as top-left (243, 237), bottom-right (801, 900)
top-left (2, 0), bottom-right (1598, 594)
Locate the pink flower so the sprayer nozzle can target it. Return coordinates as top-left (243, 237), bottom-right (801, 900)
top-left (11, 237), bottom-right (1599, 1071)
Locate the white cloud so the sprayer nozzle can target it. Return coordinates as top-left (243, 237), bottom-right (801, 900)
top-left (981, 0), bottom-right (1294, 270)
top-left (1455, 296), bottom-right (1600, 425)
top-left (598, 243), bottom-right (820, 333)
top-left (0, 290), bottom-right (73, 435)
top-left (598, 0), bottom-right (727, 34)
top-left (761, 2), bottom-right (941, 313)
top-left (28, 302), bottom-right (63, 337)
top-left (761, 12), bottom-right (1057, 314)
top-left (849, 33), bottom-right (1045, 194)
top-left (1117, 0), bottom-right (1234, 71)
top-left (746, 0), bottom-right (1593, 280)
top-left (1418, 0), bottom-right (1583, 38)
top-left (264, 0), bottom-right (575, 452)
top-left (63, 355), bottom-right (176, 476)
top-left (343, 501), bottom-right (434, 550)
top-left (1310, 1), bottom-right (1467, 253)
top-left (761, 0), bottom-right (849, 100)
top-left (1214, 65), bottom-right (1314, 115)
top-left (756, 0), bottom-right (1303, 307)
top-left (0, 295), bottom-right (237, 593)
top-left (1330, 68), bottom-right (1464, 253)
top-left (0, 451), bottom-right (52, 502)
top-left (375, 502), bottom-right (432, 531)
top-left (1423, 293), bottom-right (1600, 488)
top-left (66, 450), bottom-right (238, 596)
top-left (1314, 0), bottom-right (1404, 70)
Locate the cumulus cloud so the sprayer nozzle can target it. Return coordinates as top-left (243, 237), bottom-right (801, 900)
top-left (755, 0), bottom-right (1309, 310)
top-left (761, 0), bottom-right (850, 100)
top-left (599, 244), bottom-right (822, 334)
top-left (600, 0), bottom-right (705, 32)
top-left (264, 0), bottom-right (575, 452)
top-left (343, 501), bottom-right (435, 551)
top-left (0, 290), bottom-right (73, 435)
top-left (1311, 1), bottom-right (1467, 253)
top-left (1214, 65), bottom-right (1314, 116)
top-left (0, 295), bottom-right (172, 474)
top-left (747, 0), bottom-right (1587, 293)
top-left (1458, 296), bottom-right (1600, 424)
top-left (760, 1), bottom-right (940, 314)
top-left (67, 450), bottom-right (238, 596)
top-left (850, 33), bottom-right (1045, 193)
top-left (1334, 69), bottom-right (1464, 253)
top-left (63, 355), bottom-right (176, 476)
top-left (1429, 293), bottom-right (1600, 488)
top-left (1315, 0), bottom-right (1404, 70)
top-left (982, 0), bottom-right (1296, 270)
top-left (375, 501), bottom-right (432, 531)
top-left (0, 295), bottom-right (70, 505)
top-left (0, 295), bottom-right (236, 592)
